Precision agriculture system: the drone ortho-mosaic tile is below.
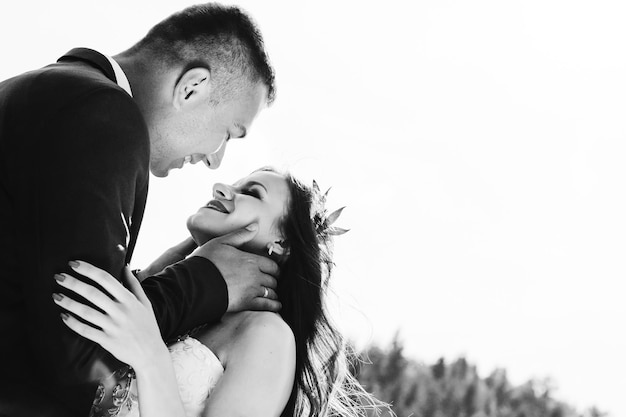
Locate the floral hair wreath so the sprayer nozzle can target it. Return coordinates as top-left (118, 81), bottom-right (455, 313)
top-left (311, 180), bottom-right (349, 240)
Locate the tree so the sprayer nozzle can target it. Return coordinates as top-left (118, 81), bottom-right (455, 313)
top-left (354, 337), bottom-right (607, 417)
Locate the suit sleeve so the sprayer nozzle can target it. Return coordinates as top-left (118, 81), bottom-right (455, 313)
top-left (141, 256), bottom-right (228, 341)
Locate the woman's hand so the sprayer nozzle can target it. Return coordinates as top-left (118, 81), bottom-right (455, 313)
top-left (53, 261), bottom-right (169, 371)
top-left (55, 261), bottom-right (188, 417)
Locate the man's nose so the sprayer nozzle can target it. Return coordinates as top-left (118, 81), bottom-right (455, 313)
top-left (213, 183), bottom-right (233, 200)
top-left (206, 139), bottom-right (227, 170)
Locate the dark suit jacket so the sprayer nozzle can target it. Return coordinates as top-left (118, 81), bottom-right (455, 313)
top-left (0, 48), bottom-right (228, 416)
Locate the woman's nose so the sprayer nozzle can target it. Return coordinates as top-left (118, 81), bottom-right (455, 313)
top-left (213, 183), bottom-right (233, 200)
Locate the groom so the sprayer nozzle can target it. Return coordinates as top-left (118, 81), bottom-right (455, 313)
top-left (0, 4), bottom-right (279, 416)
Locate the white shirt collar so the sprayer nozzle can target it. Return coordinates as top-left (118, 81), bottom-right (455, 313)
top-left (104, 55), bottom-right (133, 97)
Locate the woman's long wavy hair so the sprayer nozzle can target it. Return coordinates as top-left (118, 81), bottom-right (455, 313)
top-left (259, 168), bottom-right (383, 417)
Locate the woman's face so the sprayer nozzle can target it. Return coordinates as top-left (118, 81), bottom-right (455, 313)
top-left (187, 171), bottom-right (291, 254)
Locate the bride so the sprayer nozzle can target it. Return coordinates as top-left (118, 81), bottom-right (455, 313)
top-left (53, 167), bottom-right (378, 417)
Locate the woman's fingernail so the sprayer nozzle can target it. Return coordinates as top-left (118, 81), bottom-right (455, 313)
top-left (68, 260), bottom-right (80, 268)
top-left (60, 312), bottom-right (70, 321)
top-left (54, 274), bottom-right (65, 282)
top-left (52, 293), bottom-right (63, 302)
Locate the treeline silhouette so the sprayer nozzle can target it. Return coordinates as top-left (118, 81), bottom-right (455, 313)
top-left (352, 335), bottom-right (607, 417)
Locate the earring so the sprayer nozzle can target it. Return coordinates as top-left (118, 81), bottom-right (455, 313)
top-left (267, 241), bottom-right (285, 256)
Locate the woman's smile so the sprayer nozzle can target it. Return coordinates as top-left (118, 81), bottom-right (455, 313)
top-left (205, 199), bottom-right (230, 214)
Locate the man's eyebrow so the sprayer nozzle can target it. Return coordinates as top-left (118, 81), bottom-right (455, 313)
top-left (234, 123), bottom-right (247, 138)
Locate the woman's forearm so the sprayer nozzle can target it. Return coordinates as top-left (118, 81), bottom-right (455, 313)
top-left (134, 346), bottom-right (188, 417)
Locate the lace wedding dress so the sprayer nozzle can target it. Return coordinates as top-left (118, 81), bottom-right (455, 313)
top-left (119, 336), bottom-right (224, 417)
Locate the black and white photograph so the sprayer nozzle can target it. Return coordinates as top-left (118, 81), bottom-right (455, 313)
top-left (0, 1), bottom-right (624, 416)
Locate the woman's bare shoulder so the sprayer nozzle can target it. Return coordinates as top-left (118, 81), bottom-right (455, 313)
top-left (201, 312), bottom-right (297, 416)
top-left (235, 311), bottom-right (295, 348)
top-left (216, 311), bottom-right (294, 365)
top-left (196, 311), bottom-right (294, 368)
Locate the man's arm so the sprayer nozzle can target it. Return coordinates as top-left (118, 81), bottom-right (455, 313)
top-left (139, 226), bottom-right (283, 342)
top-left (141, 256), bottom-right (228, 341)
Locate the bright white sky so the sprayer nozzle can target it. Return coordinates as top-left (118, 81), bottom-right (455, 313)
top-left (2, 1), bottom-right (624, 416)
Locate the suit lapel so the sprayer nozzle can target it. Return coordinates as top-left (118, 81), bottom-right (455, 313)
top-left (57, 47), bottom-right (145, 264)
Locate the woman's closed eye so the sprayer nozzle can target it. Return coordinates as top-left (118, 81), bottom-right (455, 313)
top-left (240, 187), bottom-right (262, 199)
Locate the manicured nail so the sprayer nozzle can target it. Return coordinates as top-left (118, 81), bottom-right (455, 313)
top-left (246, 223), bottom-right (258, 231)
top-left (54, 274), bottom-right (65, 282)
top-left (68, 260), bottom-right (80, 268)
top-left (52, 293), bottom-right (63, 302)
top-left (60, 312), bottom-right (70, 321)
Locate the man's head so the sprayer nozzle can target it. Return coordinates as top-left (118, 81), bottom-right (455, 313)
top-left (119, 3), bottom-right (275, 177)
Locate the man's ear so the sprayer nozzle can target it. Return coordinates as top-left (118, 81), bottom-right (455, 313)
top-left (173, 67), bottom-right (211, 110)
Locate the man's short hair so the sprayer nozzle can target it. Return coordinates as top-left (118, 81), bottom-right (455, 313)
top-left (132, 3), bottom-right (275, 103)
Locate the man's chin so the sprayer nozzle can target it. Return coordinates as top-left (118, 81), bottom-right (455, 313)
top-left (150, 165), bottom-right (170, 178)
